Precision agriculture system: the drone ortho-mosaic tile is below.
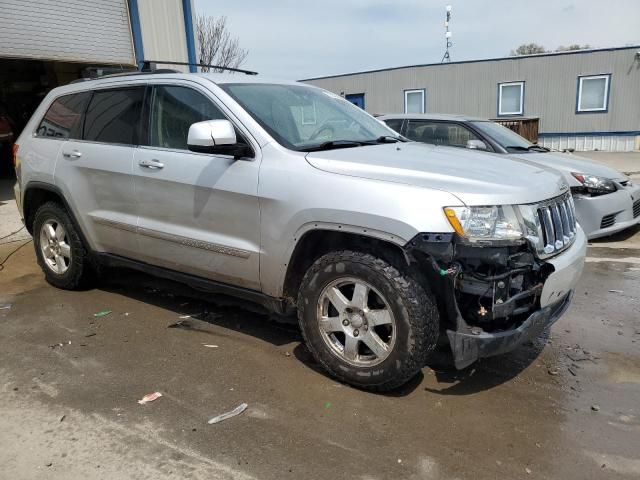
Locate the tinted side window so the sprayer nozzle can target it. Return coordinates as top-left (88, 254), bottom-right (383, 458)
top-left (36, 92), bottom-right (90, 139)
top-left (405, 120), bottom-right (478, 147)
top-left (383, 119), bottom-right (403, 134)
top-left (84, 88), bottom-right (144, 145)
top-left (149, 85), bottom-right (225, 150)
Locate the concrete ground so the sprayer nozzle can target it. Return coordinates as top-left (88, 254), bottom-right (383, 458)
top-left (0, 175), bottom-right (639, 480)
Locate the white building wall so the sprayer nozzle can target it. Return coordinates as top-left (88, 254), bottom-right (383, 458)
top-left (539, 135), bottom-right (639, 152)
top-left (0, 0), bottom-right (135, 65)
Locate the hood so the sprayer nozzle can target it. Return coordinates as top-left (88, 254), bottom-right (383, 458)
top-left (508, 151), bottom-right (627, 185)
top-left (306, 142), bottom-right (568, 206)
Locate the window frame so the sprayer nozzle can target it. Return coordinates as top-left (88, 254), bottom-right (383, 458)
top-left (497, 81), bottom-right (525, 117)
top-left (140, 82), bottom-right (255, 158)
top-left (576, 74), bottom-right (611, 114)
top-left (403, 89), bottom-right (426, 114)
top-left (34, 91), bottom-right (92, 141)
top-left (80, 86), bottom-right (146, 147)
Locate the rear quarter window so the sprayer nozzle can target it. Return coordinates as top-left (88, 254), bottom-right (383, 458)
top-left (36, 92), bottom-right (91, 139)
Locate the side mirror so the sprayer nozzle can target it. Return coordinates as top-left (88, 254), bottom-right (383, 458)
top-left (187, 120), bottom-right (252, 158)
top-left (466, 139), bottom-right (488, 151)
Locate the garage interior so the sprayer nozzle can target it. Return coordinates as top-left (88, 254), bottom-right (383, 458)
top-left (0, 58), bottom-right (131, 178)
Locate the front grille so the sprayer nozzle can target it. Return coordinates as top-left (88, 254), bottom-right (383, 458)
top-left (600, 213), bottom-right (616, 229)
top-left (634, 200), bottom-right (640, 218)
top-left (533, 193), bottom-right (578, 258)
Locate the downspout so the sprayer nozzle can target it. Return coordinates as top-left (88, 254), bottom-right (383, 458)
top-left (182, 0), bottom-right (198, 72)
top-left (127, 0), bottom-right (145, 70)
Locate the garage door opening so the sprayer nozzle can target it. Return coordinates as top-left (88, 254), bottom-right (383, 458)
top-left (0, 58), bottom-right (131, 178)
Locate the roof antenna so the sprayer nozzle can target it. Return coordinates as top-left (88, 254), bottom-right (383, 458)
top-left (441, 5), bottom-right (453, 63)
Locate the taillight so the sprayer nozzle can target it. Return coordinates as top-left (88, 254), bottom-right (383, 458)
top-left (12, 143), bottom-right (18, 168)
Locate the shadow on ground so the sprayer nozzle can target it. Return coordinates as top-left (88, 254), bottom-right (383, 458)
top-left (100, 266), bottom-right (544, 397)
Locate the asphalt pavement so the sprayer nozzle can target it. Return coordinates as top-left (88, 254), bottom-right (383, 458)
top-left (0, 177), bottom-right (639, 480)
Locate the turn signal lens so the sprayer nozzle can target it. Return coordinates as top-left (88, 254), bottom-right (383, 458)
top-left (12, 143), bottom-right (19, 168)
top-left (443, 207), bottom-right (466, 237)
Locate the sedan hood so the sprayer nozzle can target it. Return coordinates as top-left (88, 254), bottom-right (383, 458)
top-left (306, 142), bottom-right (568, 206)
top-left (508, 151), bottom-right (627, 185)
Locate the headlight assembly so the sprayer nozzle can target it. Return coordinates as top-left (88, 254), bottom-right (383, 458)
top-left (443, 205), bottom-right (531, 243)
top-left (571, 172), bottom-right (616, 194)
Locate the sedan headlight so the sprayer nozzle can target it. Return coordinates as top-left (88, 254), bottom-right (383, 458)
top-left (443, 205), bottom-right (530, 243)
top-left (571, 172), bottom-right (616, 194)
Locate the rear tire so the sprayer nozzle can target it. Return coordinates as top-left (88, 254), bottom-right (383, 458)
top-left (297, 250), bottom-right (439, 391)
top-left (33, 201), bottom-right (93, 290)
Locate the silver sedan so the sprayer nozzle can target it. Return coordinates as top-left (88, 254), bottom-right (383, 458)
top-left (380, 113), bottom-right (640, 239)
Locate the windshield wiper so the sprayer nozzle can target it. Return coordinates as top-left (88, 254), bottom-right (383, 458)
top-left (303, 140), bottom-right (368, 152)
top-left (505, 144), bottom-right (548, 152)
top-left (527, 145), bottom-right (549, 152)
top-left (373, 135), bottom-right (405, 143)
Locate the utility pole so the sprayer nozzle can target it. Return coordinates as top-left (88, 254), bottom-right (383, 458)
top-left (441, 5), bottom-right (452, 63)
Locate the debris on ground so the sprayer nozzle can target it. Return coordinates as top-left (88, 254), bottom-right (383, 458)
top-left (608, 289), bottom-right (623, 294)
top-left (525, 467), bottom-right (532, 474)
top-left (202, 344), bottom-right (218, 348)
top-left (208, 403), bottom-right (248, 424)
top-left (168, 320), bottom-right (193, 329)
top-left (325, 402), bottom-right (332, 409)
top-left (49, 341), bottom-right (71, 349)
top-left (179, 315), bottom-right (192, 319)
top-left (548, 367), bottom-right (560, 376)
top-left (0, 304), bottom-right (12, 310)
top-left (591, 404), bottom-right (600, 412)
top-left (138, 392), bottom-right (163, 405)
top-left (59, 415), bottom-right (66, 422)
top-left (93, 310), bottom-right (112, 318)
top-left (568, 367), bottom-right (578, 377)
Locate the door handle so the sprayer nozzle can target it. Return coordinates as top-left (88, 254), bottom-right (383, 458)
top-left (139, 158), bottom-right (164, 169)
top-left (62, 150), bottom-right (82, 159)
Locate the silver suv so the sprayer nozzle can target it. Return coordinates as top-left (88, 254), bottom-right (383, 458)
top-left (13, 73), bottom-right (586, 390)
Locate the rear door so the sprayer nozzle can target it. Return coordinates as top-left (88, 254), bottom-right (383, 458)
top-left (54, 86), bottom-right (144, 258)
top-left (132, 83), bottom-right (261, 290)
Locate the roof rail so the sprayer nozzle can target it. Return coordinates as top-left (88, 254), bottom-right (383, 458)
top-left (141, 60), bottom-right (258, 75)
top-left (69, 69), bottom-right (181, 84)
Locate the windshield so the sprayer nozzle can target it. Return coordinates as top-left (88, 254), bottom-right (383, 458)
top-left (470, 121), bottom-right (533, 150)
top-left (220, 83), bottom-right (399, 151)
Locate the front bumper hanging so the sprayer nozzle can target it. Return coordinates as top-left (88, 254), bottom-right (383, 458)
top-left (404, 229), bottom-right (585, 369)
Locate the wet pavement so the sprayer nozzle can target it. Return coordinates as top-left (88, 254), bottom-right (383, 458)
top-left (1, 180), bottom-right (639, 479)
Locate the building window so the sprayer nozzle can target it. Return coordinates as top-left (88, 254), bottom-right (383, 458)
top-left (404, 89), bottom-right (425, 114)
top-left (577, 74), bottom-right (610, 113)
top-left (498, 82), bottom-right (524, 116)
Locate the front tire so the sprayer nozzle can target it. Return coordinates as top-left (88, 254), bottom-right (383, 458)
top-left (33, 201), bottom-right (93, 290)
top-left (297, 250), bottom-right (439, 391)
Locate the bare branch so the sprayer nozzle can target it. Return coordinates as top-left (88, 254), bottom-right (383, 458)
top-left (196, 14), bottom-right (248, 73)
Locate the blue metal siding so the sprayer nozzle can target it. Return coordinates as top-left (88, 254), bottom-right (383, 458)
top-left (182, 0), bottom-right (197, 72)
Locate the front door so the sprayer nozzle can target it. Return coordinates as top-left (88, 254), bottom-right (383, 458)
top-left (132, 84), bottom-right (261, 290)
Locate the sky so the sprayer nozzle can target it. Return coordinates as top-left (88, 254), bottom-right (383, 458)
top-left (195, 0), bottom-right (640, 80)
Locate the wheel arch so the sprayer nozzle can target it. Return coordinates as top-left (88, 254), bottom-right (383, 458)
top-left (22, 182), bottom-right (90, 249)
top-left (282, 226), bottom-right (410, 302)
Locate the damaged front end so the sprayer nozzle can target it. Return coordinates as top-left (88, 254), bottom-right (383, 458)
top-left (405, 232), bottom-right (572, 369)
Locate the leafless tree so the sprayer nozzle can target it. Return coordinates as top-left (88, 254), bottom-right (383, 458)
top-left (509, 43), bottom-right (548, 56)
top-left (555, 44), bottom-right (591, 52)
top-left (196, 15), bottom-right (248, 72)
